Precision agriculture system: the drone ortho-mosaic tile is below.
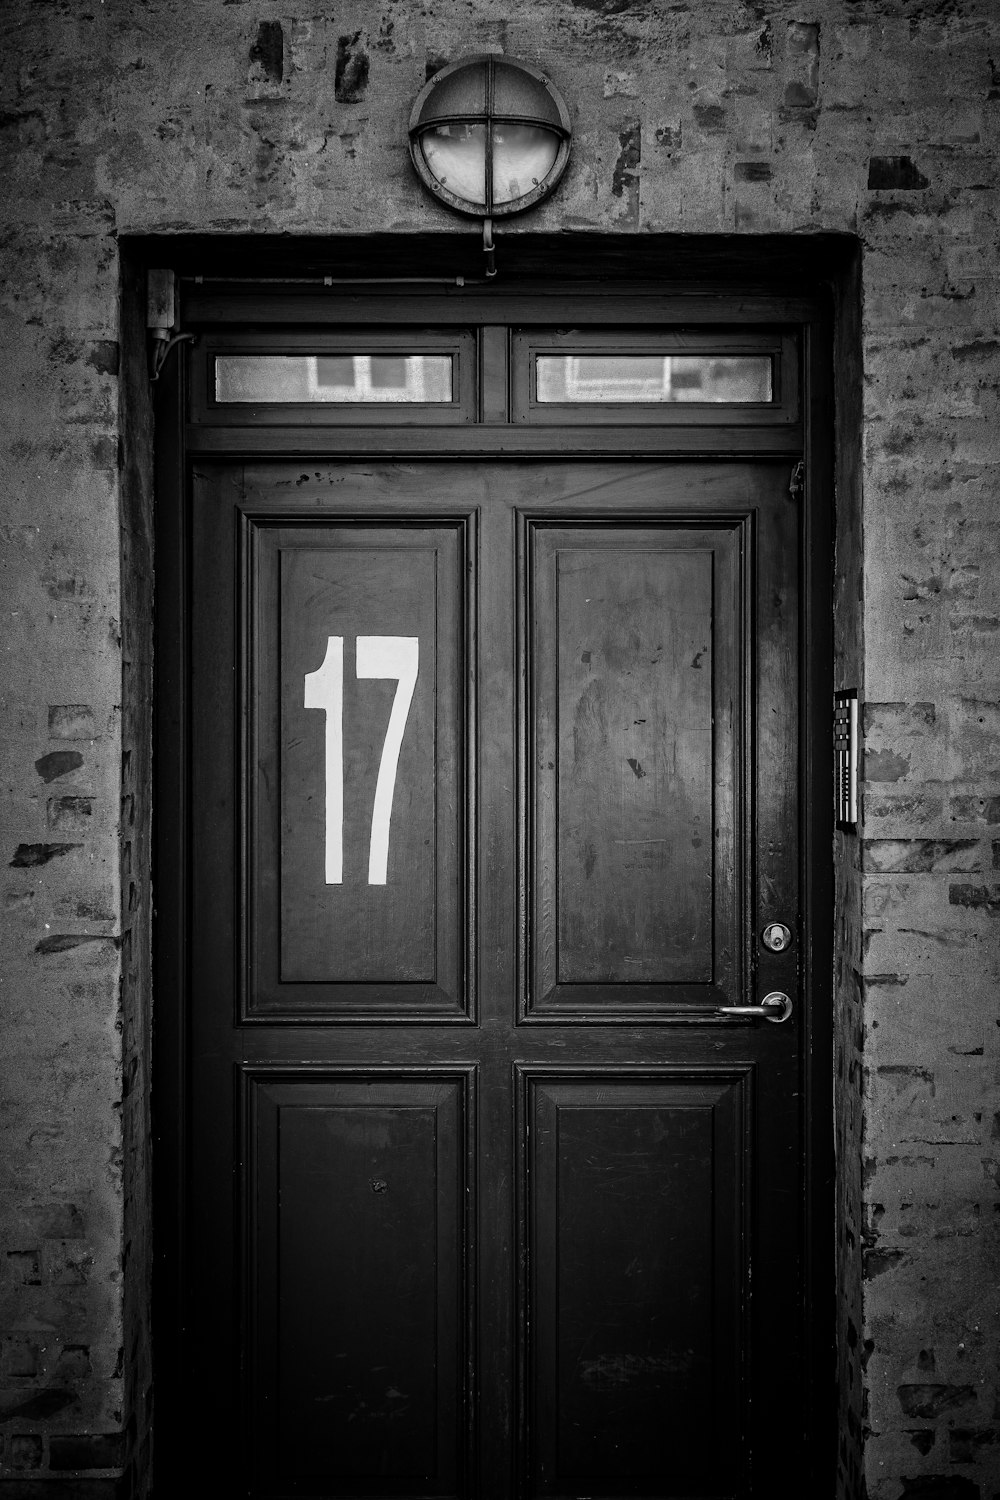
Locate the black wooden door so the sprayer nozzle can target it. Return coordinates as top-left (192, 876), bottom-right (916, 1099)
top-left (180, 452), bottom-right (807, 1498)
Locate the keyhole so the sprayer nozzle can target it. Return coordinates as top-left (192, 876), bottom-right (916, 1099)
top-left (762, 922), bottom-right (792, 952)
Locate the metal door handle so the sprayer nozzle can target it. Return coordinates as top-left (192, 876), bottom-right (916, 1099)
top-left (717, 991), bottom-right (793, 1023)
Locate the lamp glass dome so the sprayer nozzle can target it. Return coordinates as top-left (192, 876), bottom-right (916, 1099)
top-left (492, 123), bottom-right (560, 205)
top-left (420, 123), bottom-right (488, 207)
top-left (409, 55), bottom-right (571, 219)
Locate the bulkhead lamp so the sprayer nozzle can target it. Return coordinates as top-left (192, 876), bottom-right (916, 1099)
top-left (409, 55), bottom-right (572, 219)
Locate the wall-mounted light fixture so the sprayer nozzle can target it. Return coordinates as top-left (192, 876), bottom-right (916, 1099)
top-left (409, 54), bottom-right (572, 274)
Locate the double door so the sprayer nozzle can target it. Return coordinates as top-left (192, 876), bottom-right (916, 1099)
top-left (158, 301), bottom-right (831, 1498)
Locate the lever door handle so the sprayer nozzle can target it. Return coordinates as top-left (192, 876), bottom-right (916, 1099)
top-left (717, 991), bottom-right (793, 1023)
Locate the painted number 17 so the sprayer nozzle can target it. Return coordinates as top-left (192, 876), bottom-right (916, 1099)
top-left (304, 635), bottom-right (419, 886)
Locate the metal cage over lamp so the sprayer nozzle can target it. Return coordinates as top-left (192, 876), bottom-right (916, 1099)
top-left (409, 54), bottom-right (572, 225)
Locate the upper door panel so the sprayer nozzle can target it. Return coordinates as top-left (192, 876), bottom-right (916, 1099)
top-left (191, 468), bottom-right (475, 1024)
top-left (522, 516), bottom-right (743, 1019)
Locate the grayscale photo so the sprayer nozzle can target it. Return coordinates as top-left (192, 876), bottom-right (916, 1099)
top-left (1, 4), bottom-right (998, 1497)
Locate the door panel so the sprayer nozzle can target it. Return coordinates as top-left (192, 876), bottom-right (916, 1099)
top-left (248, 1071), bottom-right (472, 1495)
top-left (246, 515), bottom-right (472, 1019)
top-left (183, 456), bottom-right (804, 1498)
top-left (524, 521), bottom-right (742, 1015)
top-left (521, 1072), bottom-right (747, 1497)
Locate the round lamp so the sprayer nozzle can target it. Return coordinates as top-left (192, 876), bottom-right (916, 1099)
top-left (409, 55), bottom-right (572, 220)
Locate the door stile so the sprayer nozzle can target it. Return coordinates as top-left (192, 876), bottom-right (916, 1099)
top-left (150, 348), bottom-right (189, 1493)
top-left (188, 460), bottom-right (251, 1483)
top-left (746, 461), bottom-right (804, 1486)
top-left (476, 490), bottom-right (520, 1500)
top-left (801, 306), bottom-right (837, 1482)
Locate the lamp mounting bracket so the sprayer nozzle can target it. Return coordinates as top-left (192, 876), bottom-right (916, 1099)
top-left (483, 216), bottom-right (497, 278)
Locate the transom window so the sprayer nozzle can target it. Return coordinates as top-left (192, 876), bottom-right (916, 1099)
top-left (535, 354), bottom-right (773, 404)
top-left (191, 322), bottom-right (797, 428)
top-left (215, 353), bottom-right (454, 404)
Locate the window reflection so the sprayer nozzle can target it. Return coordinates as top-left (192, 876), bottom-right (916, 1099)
top-left (215, 355), bottom-right (454, 404)
top-left (536, 354), bottom-right (773, 404)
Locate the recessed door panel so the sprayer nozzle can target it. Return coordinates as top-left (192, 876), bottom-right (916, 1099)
top-left (246, 517), bottom-right (470, 1019)
top-left (524, 520), bottom-right (742, 1018)
top-left (521, 1072), bottom-right (747, 1497)
top-left (248, 1071), bottom-right (471, 1496)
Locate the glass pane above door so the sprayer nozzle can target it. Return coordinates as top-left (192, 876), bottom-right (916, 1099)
top-left (535, 354), bottom-right (773, 404)
top-left (214, 354), bottom-right (454, 404)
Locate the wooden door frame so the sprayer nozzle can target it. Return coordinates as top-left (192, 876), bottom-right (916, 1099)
top-left (151, 265), bottom-right (837, 1492)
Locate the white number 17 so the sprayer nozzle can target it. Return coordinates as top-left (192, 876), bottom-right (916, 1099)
top-left (303, 635), bottom-right (419, 886)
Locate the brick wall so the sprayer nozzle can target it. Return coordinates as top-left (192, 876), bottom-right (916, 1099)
top-left (1, 2), bottom-right (998, 1495)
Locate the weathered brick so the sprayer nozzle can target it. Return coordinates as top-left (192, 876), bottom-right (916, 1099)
top-left (46, 706), bottom-right (96, 741)
top-left (27, 1203), bottom-right (85, 1239)
top-left (46, 796), bottom-right (93, 834)
top-left (41, 1241), bottom-right (93, 1286)
top-left (54, 1345), bottom-right (92, 1379)
top-left (4, 1250), bottom-right (41, 1286)
top-left (9, 842), bottom-right (82, 868)
top-left (0, 1387), bottom-right (78, 1423)
top-left (35, 751), bottom-right (84, 783)
top-left (249, 21), bottom-right (283, 86)
top-left (864, 840), bottom-right (981, 874)
top-left (9, 1433), bottom-right (43, 1469)
top-left (335, 30), bottom-right (369, 104)
top-left (1, 1336), bottom-right (41, 1378)
top-left (948, 883), bottom-right (1000, 912)
top-left (866, 750), bottom-right (914, 783)
top-left (866, 791), bottom-right (946, 831)
top-left (49, 1432), bottom-right (126, 1470)
top-left (948, 1425), bottom-right (997, 1462)
top-left (897, 1384), bottom-right (978, 1418)
top-left (950, 795), bottom-right (1000, 826)
top-left (898, 1475), bottom-right (983, 1498)
top-left (868, 156), bottom-right (930, 190)
top-left (950, 700), bottom-right (1000, 780)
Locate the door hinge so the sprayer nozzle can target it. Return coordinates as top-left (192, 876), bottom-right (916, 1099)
top-left (789, 460), bottom-right (805, 501)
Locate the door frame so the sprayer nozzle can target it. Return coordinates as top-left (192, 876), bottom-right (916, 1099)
top-left (151, 271), bottom-right (836, 1492)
